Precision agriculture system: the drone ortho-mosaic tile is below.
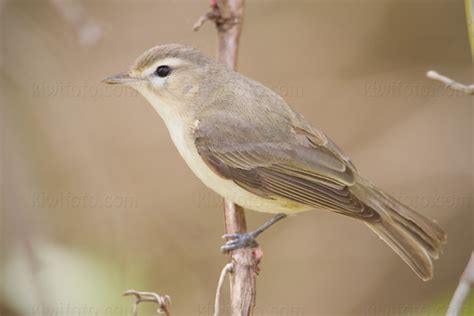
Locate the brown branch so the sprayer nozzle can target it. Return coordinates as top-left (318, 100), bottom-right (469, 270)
top-left (195, 1), bottom-right (260, 316)
top-left (222, 199), bottom-right (260, 316)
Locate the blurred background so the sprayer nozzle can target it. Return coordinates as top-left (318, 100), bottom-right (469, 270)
top-left (1, 0), bottom-right (472, 315)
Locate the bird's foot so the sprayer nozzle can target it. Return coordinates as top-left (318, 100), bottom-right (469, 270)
top-left (219, 213), bottom-right (287, 253)
top-left (220, 232), bottom-right (259, 253)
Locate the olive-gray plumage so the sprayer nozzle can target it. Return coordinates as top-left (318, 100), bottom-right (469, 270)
top-left (104, 43), bottom-right (447, 281)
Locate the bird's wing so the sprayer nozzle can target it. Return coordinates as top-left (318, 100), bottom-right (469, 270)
top-left (290, 112), bottom-right (358, 171)
top-left (193, 114), bottom-right (379, 221)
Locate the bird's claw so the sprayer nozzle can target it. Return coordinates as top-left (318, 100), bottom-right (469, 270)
top-left (220, 232), bottom-right (259, 253)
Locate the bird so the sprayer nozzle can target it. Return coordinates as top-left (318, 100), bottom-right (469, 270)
top-left (103, 43), bottom-right (446, 281)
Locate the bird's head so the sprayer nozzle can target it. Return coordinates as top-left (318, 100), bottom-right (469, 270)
top-left (103, 44), bottom-right (219, 118)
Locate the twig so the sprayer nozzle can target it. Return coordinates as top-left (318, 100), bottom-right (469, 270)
top-left (446, 252), bottom-right (474, 316)
top-left (193, 2), bottom-right (220, 31)
top-left (123, 290), bottom-right (171, 316)
top-left (195, 1), bottom-right (260, 316)
top-left (193, 0), bottom-right (239, 33)
top-left (426, 71), bottom-right (474, 95)
top-left (214, 263), bottom-right (234, 316)
top-left (465, 0), bottom-right (474, 60)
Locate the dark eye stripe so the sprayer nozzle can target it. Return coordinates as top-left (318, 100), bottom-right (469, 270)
top-left (156, 65), bottom-right (171, 77)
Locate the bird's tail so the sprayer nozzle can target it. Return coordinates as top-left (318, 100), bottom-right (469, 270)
top-left (351, 176), bottom-right (447, 281)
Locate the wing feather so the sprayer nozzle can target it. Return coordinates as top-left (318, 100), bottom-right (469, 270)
top-left (195, 123), bottom-right (380, 222)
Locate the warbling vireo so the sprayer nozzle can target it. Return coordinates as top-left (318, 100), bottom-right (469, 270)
top-left (104, 44), bottom-right (446, 281)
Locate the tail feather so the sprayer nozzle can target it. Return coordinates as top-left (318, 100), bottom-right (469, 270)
top-left (382, 192), bottom-right (446, 250)
top-left (352, 176), bottom-right (447, 281)
top-left (367, 220), bottom-right (433, 281)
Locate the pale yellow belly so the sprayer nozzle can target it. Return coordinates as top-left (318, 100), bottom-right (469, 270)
top-left (168, 121), bottom-right (310, 214)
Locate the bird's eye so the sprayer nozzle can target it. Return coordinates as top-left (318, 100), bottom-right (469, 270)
top-left (156, 65), bottom-right (171, 77)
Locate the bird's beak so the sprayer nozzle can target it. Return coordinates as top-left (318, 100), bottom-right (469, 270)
top-left (102, 72), bottom-right (141, 85)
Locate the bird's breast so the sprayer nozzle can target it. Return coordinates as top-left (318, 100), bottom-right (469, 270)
top-left (140, 89), bottom-right (308, 214)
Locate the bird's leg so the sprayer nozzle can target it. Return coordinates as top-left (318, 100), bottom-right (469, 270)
top-left (220, 213), bottom-right (287, 253)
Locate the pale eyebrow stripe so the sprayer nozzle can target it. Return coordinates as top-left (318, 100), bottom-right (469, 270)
top-left (142, 57), bottom-right (186, 77)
